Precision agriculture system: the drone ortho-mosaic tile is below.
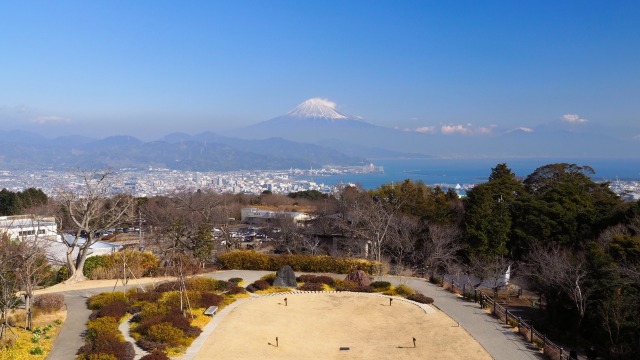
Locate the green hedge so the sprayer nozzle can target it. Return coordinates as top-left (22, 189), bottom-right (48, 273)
top-left (216, 251), bottom-right (382, 275)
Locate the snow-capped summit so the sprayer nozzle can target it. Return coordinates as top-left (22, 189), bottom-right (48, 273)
top-left (287, 98), bottom-right (349, 120)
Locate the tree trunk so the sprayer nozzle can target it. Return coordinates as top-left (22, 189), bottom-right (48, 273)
top-left (64, 246), bottom-right (88, 283)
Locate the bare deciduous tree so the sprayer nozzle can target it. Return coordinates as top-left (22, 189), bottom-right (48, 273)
top-left (386, 214), bottom-right (421, 272)
top-left (417, 223), bottom-right (463, 279)
top-left (56, 172), bottom-right (135, 283)
top-left (469, 255), bottom-right (512, 297)
top-left (344, 193), bottom-right (400, 262)
top-left (523, 243), bottom-right (595, 345)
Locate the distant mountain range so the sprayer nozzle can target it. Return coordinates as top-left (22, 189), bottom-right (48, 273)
top-left (1, 98), bottom-right (637, 171)
top-left (0, 129), bottom-right (368, 171)
top-left (227, 98), bottom-right (639, 159)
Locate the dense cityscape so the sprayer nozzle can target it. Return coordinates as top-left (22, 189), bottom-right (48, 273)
top-left (2, 164), bottom-right (638, 201)
top-left (0, 164), bottom-right (384, 197)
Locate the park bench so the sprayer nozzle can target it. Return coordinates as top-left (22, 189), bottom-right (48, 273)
top-left (204, 306), bottom-right (218, 316)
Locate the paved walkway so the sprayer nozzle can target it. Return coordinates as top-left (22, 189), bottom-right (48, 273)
top-left (46, 284), bottom-right (147, 360)
top-left (46, 290), bottom-right (92, 360)
top-left (46, 270), bottom-right (545, 360)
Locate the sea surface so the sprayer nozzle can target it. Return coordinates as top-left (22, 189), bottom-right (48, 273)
top-left (308, 158), bottom-right (640, 190)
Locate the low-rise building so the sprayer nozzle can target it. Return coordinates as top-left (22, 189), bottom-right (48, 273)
top-left (0, 215), bottom-right (58, 241)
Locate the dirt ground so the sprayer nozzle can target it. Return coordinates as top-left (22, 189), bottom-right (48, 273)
top-left (196, 293), bottom-right (492, 360)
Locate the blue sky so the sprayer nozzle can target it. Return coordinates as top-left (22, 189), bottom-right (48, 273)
top-left (1, 1), bottom-right (639, 140)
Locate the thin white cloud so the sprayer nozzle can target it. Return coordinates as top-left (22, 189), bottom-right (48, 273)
top-left (476, 127), bottom-right (493, 135)
top-left (562, 114), bottom-right (587, 123)
top-left (33, 116), bottom-right (71, 124)
top-left (441, 124), bottom-right (473, 135)
top-left (511, 127), bottom-right (534, 133)
top-left (633, 134), bottom-right (640, 140)
top-left (414, 126), bottom-right (436, 134)
top-left (411, 123), bottom-right (493, 135)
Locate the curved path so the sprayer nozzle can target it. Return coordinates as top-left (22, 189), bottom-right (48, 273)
top-left (45, 271), bottom-right (544, 360)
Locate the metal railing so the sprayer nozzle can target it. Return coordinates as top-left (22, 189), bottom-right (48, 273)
top-left (441, 279), bottom-right (576, 360)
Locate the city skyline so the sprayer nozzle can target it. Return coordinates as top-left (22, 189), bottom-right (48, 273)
top-left (1, 1), bottom-right (639, 146)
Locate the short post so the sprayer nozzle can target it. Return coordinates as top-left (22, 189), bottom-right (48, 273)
top-left (389, 298), bottom-right (393, 306)
top-left (412, 337), bottom-right (416, 348)
top-left (505, 309), bottom-right (509, 325)
top-left (284, 298), bottom-right (287, 306)
top-left (276, 336), bottom-right (279, 347)
top-left (530, 325), bottom-right (533, 342)
top-left (560, 347), bottom-right (563, 358)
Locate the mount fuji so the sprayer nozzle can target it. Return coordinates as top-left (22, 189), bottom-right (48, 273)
top-left (225, 98), bottom-right (429, 158)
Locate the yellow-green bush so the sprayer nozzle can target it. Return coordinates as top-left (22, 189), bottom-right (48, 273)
top-left (87, 292), bottom-right (128, 310)
top-left (216, 251), bottom-right (382, 274)
top-left (84, 250), bottom-right (159, 279)
top-left (394, 284), bottom-right (415, 297)
top-left (147, 323), bottom-right (187, 347)
top-left (140, 302), bottom-right (171, 319)
top-left (86, 317), bottom-right (123, 342)
top-left (184, 278), bottom-right (218, 292)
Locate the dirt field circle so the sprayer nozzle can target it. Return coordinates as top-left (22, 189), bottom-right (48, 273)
top-left (195, 292), bottom-right (491, 360)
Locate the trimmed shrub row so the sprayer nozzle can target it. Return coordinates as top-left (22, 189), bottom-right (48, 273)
top-left (407, 293), bottom-right (434, 304)
top-left (216, 250), bottom-right (382, 275)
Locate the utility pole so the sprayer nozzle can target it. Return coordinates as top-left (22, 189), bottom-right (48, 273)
top-left (137, 210), bottom-right (145, 251)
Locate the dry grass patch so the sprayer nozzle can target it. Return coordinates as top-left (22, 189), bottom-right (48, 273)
top-left (194, 293), bottom-right (491, 360)
top-left (0, 309), bottom-right (66, 360)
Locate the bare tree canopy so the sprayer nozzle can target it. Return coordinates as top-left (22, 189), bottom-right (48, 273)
top-left (56, 171), bottom-right (135, 283)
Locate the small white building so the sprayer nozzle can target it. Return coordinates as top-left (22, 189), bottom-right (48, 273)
top-left (0, 215), bottom-right (58, 241)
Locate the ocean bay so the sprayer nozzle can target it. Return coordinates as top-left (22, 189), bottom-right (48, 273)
top-left (306, 158), bottom-right (640, 190)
